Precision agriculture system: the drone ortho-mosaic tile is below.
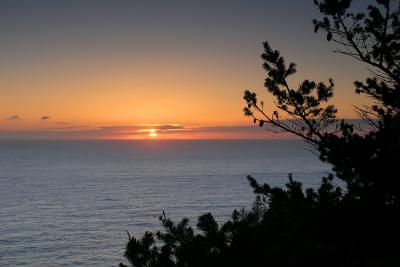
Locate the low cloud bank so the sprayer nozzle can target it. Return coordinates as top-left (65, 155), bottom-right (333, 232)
top-left (0, 120), bottom-right (369, 140)
top-left (0, 124), bottom-right (288, 140)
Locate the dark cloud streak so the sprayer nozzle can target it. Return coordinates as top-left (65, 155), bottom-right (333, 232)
top-left (6, 115), bottom-right (20, 120)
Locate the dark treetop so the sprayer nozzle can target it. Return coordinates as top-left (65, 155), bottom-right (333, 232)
top-left (121, 1), bottom-right (400, 266)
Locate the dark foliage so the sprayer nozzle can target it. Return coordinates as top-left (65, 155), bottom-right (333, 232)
top-left (121, 1), bottom-right (400, 266)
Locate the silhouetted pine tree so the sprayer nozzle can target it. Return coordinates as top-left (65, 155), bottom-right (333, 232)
top-left (121, 1), bottom-right (400, 266)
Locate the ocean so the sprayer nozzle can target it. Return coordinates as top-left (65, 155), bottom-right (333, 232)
top-left (0, 140), bottom-right (331, 266)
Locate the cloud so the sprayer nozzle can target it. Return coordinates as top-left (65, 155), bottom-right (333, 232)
top-left (6, 115), bottom-right (20, 120)
top-left (156, 125), bottom-right (294, 139)
top-left (0, 123), bottom-right (302, 140)
top-left (85, 125), bottom-right (184, 135)
top-left (0, 119), bottom-right (373, 140)
top-left (0, 124), bottom-right (186, 139)
top-left (41, 116), bottom-right (51, 120)
top-left (156, 125), bottom-right (184, 131)
top-left (47, 125), bottom-right (90, 130)
top-left (51, 121), bottom-right (70, 125)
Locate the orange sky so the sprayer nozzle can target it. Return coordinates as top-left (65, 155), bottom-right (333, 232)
top-left (0, 1), bottom-right (372, 139)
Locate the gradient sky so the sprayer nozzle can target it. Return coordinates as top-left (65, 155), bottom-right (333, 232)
top-left (0, 0), bottom-right (371, 139)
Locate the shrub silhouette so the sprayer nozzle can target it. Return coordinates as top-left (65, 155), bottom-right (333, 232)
top-left (121, 1), bottom-right (400, 266)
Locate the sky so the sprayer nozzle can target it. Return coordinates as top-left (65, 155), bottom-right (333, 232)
top-left (0, 0), bottom-right (371, 139)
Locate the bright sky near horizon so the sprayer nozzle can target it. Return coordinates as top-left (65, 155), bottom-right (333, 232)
top-left (0, 0), bottom-right (372, 139)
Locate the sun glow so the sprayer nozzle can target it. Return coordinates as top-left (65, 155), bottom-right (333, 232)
top-left (148, 129), bottom-right (158, 137)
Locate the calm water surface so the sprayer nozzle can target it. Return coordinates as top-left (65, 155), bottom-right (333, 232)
top-left (0, 140), bottom-right (331, 266)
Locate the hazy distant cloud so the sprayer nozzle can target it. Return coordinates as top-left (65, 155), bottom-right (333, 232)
top-left (0, 119), bottom-right (373, 140)
top-left (0, 123), bottom-right (300, 140)
top-left (48, 125), bottom-right (90, 130)
top-left (0, 124), bottom-right (186, 139)
top-left (158, 125), bottom-right (293, 139)
top-left (51, 121), bottom-right (70, 125)
top-left (88, 125), bottom-right (184, 135)
top-left (88, 124), bottom-right (286, 139)
top-left (41, 116), bottom-right (51, 120)
top-left (156, 125), bottom-right (184, 131)
top-left (6, 115), bottom-right (20, 121)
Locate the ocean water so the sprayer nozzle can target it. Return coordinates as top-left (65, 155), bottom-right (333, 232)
top-left (0, 140), bottom-right (331, 266)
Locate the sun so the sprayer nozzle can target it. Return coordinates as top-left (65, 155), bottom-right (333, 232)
top-left (148, 129), bottom-right (158, 138)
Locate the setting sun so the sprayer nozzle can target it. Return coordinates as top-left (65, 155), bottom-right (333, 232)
top-left (148, 129), bottom-right (158, 137)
